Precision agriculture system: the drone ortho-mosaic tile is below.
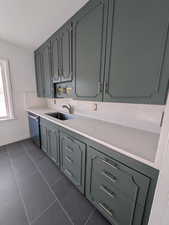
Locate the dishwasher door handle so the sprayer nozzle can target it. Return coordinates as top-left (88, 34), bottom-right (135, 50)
top-left (29, 115), bottom-right (39, 121)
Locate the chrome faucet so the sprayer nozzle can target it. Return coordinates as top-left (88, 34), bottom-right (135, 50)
top-left (62, 104), bottom-right (73, 114)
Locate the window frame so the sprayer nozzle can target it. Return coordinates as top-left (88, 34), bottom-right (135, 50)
top-left (0, 59), bottom-right (14, 121)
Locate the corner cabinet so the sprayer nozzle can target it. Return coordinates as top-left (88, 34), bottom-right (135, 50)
top-left (40, 118), bottom-right (60, 166)
top-left (103, 0), bottom-right (169, 104)
top-left (72, 0), bottom-right (108, 101)
top-left (86, 146), bottom-right (157, 225)
top-left (60, 132), bottom-right (86, 193)
top-left (51, 23), bottom-right (73, 83)
top-left (34, 41), bottom-right (53, 98)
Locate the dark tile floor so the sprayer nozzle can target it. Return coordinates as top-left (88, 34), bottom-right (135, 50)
top-left (0, 139), bottom-right (110, 225)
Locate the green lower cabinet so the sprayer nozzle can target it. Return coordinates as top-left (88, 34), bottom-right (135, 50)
top-left (40, 118), bottom-right (60, 166)
top-left (47, 127), bottom-right (60, 166)
top-left (60, 132), bottom-right (86, 193)
top-left (86, 146), bottom-right (151, 225)
top-left (40, 124), bottom-right (48, 153)
top-left (39, 117), bottom-right (158, 225)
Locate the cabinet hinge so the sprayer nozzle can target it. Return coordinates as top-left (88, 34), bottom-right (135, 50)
top-left (160, 111), bottom-right (165, 127)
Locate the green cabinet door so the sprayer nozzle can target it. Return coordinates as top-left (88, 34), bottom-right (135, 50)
top-left (60, 132), bottom-right (86, 193)
top-left (41, 42), bottom-right (53, 98)
top-left (40, 123), bottom-right (48, 153)
top-left (86, 146), bottom-right (151, 225)
top-left (48, 127), bottom-right (60, 166)
top-left (72, 0), bottom-right (109, 101)
top-left (40, 118), bottom-right (60, 166)
top-left (104, 0), bottom-right (169, 104)
top-left (34, 51), bottom-right (44, 97)
top-left (60, 23), bottom-right (73, 82)
top-left (51, 32), bottom-right (61, 83)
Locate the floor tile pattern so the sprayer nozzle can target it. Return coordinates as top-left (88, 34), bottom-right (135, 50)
top-left (0, 140), bottom-right (110, 225)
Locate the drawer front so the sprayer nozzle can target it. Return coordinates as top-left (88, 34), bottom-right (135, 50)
top-left (62, 135), bottom-right (83, 167)
top-left (62, 158), bottom-right (82, 185)
top-left (91, 181), bottom-right (138, 225)
top-left (60, 132), bottom-right (86, 193)
top-left (92, 156), bottom-right (139, 200)
top-left (86, 146), bottom-right (150, 225)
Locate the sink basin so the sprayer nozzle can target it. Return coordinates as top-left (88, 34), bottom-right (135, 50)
top-left (46, 112), bottom-right (77, 121)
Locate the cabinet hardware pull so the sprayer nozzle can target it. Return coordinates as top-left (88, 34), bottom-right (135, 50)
top-left (65, 156), bottom-right (73, 164)
top-left (104, 159), bottom-right (118, 170)
top-left (100, 185), bottom-right (116, 198)
top-left (66, 146), bottom-right (74, 153)
top-left (65, 169), bottom-right (73, 177)
top-left (97, 81), bottom-right (103, 93)
top-left (98, 202), bottom-right (113, 217)
top-left (98, 202), bottom-right (119, 225)
top-left (102, 171), bottom-right (117, 183)
top-left (67, 136), bottom-right (75, 143)
top-left (105, 83), bottom-right (109, 92)
top-left (58, 67), bottom-right (60, 77)
top-left (29, 115), bottom-right (39, 120)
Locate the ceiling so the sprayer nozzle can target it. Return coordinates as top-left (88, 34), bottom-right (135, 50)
top-left (0, 0), bottom-right (89, 50)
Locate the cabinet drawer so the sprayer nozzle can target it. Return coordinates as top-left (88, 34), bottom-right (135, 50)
top-left (60, 132), bottom-right (86, 193)
top-left (92, 183), bottom-right (141, 225)
top-left (62, 135), bottom-right (83, 167)
top-left (62, 158), bottom-right (82, 186)
top-left (92, 155), bottom-right (149, 204)
top-left (86, 146), bottom-right (151, 225)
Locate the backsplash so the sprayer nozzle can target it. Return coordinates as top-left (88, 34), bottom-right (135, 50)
top-left (47, 98), bottom-right (165, 133)
top-left (24, 91), bottom-right (47, 109)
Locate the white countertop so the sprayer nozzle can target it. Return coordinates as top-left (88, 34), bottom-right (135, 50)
top-left (27, 107), bottom-right (160, 169)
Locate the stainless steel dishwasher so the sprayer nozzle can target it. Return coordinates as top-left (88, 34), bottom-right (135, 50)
top-left (28, 112), bottom-right (41, 147)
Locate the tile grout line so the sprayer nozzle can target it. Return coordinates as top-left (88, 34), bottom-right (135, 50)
top-left (84, 208), bottom-right (95, 225)
top-left (51, 175), bottom-right (64, 187)
top-left (23, 143), bottom-right (75, 225)
top-left (31, 199), bottom-right (57, 225)
top-left (6, 149), bottom-right (32, 225)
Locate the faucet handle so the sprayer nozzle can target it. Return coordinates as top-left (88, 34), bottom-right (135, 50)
top-left (62, 104), bottom-right (73, 114)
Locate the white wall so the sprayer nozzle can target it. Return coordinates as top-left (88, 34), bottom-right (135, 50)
top-left (47, 98), bottom-right (164, 133)
top-left (0, 39), bottom-right (44, 146)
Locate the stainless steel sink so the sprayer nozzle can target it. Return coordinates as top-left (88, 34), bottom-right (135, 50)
top-left (45, 112), bottom-right (77, 121)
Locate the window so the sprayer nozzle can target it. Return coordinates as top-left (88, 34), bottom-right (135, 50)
top-left (0, 59), bottom-right (14, 120)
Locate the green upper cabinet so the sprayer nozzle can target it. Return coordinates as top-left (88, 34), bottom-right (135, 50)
top-left (72, 0), bottom-right (109, 101)
top-left (51, 32), bottom-right (60, 83)
top-left (34, 41), bottom-right (53, 98)
top-left (34, 0), bottom-right (169, 104)
top-left (41, 42), bottom-right (53, 98)
top-left (104, 0), bottom-right (169, 104)
top-left (34, 51), bottom-right (44, 97)
top-left (51, 22), bottom-right (73, 83)
top-left (60, 23), bottom-right (73, 82)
